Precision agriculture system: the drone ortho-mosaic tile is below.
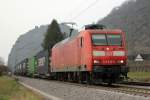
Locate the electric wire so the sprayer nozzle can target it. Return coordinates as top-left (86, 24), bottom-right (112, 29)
top-left (71, 0), bottom-right (99, 21)
top-left (64, 0), bottom-right (88, 21)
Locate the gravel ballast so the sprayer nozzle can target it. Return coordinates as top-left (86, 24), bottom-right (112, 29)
top-left (18, 77), bottom-right (150, 100)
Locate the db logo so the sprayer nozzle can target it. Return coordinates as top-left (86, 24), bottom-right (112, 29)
top-left (106, 52), bottom-right (112, 56)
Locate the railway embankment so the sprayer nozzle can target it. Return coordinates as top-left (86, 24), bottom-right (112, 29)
top-left (17, 76), bottom-right (150, 100)
top-left (0, 76), bottom-right (44, 100)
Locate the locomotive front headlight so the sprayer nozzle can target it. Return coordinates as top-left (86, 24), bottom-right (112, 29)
top-left (94, 60), bottom-right (100, 64)
top-left (120, 60), bottom-right (124, 63)
top-left (117, 60), bottom-right (124, 64)
top-left (113, 51), bottom-right (125, 56)
top-left (93, 51), bottom-right (105, 56)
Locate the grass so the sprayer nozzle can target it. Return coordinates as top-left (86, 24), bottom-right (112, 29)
top-left (128, 72), bottom-right (150, 82)
top-left (0, 76), bottom-right (44, 100)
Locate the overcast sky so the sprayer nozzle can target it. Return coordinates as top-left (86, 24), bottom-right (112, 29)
top-left (0, 0), bottom-right (127, 63)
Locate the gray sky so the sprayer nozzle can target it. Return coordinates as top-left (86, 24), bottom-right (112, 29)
top-left (0, 0), bottom-right (127, 63)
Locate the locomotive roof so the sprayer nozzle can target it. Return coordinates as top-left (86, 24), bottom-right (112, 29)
top-left (85, 29), bottom-right (123, 33)
top-left (53, 29), bottom-right (124, 48)
top-left (53, 38), bottom-right (70, 48)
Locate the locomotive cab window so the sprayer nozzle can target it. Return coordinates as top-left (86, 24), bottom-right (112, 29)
top-left (107, 34), bottom-right (122, 46)
top-left (92, 34), bottom-right (107, 45)
top-left (92, 34), bottom-right (122, 46)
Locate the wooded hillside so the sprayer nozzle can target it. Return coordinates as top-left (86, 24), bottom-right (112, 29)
top-left (98, 0), bottom-right (150, 55)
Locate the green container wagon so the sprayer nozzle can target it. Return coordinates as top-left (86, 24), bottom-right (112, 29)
top-left (27, 56), bottom-right (37, 77)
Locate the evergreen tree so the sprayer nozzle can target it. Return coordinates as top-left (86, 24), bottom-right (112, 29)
top-left (42, 19), bottom-right (63, 51)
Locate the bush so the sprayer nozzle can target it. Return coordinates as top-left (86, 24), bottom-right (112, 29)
top-left (0, 65), bottom-right (7, 76)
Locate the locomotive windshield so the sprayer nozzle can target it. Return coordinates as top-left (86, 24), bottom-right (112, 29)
top-left (107, 34), bottom-right (122, 46)
top-left (92, 34), bottom-right (107, 45)
top-left (92, 34), bottom-right (122, 46)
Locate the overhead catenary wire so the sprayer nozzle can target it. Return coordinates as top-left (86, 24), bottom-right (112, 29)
top-left (63, 0), bottom-right (100, 30)
top-left (71, 0), bottom-right (99, 21)
top-left (64, 0), bottom-right (88, 21)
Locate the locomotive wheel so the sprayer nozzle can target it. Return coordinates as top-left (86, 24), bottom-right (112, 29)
top-left (86, 72), bottom-right (93, 85)
top-left (64, 73), bottom-right (68, 81)
top-left (78, 72), bottom-right (83, 84)
top-left (107, 80), bottom-right (112, 86)
top-left (86, 72), bottom-right (90, 84)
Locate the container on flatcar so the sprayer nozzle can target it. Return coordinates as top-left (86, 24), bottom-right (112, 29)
top-left (14, 65), bottom-right (19, 75)
top-left (27, 56), bottom-right (37, 77)
top-left (20, 59), bottom-right (28, 76)
top-left (14, 59), bottom-right (28, 76)
top-left (35, 50), bottom-right (50, 78)
top-left (15, 63), bottom-right (22, 75)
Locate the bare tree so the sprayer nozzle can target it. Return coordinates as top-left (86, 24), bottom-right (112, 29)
top-left (0, 57), bottom-right (5, 76)
top-left (0, 57), bottom-right (4, 65)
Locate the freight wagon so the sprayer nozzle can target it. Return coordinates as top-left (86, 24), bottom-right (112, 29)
top-left (27, 56), bottom-right (37, 77)
top-left (20, 59), bottom-right (28, 76)
top-left (36, 50), bottom-right (50, 78)
top-left (14, 59), bottom-right (28, 76)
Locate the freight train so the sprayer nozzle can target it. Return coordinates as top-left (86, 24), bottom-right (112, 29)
top-left (14, 50), bottom-right (50, 78)
top-left (14, 24), bottom-right (128, 84)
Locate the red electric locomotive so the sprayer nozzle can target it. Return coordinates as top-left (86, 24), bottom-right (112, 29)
top-left (51, 24), bottom-right (128, 84)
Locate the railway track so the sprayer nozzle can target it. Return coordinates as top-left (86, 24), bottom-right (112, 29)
top-left (111, 84), bottom-right (150, 97)
top-left (41, 79), bottom-right (150, 97)
top-left (16, 76), bottom-right (150, 97)
top-left (59, 81), bottom-right (150, 97)
top-left (122, 81), bottom-right (150, 86)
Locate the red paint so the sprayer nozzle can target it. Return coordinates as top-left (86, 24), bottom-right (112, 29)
top-left (51, 29), bottom-right (127, 72)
